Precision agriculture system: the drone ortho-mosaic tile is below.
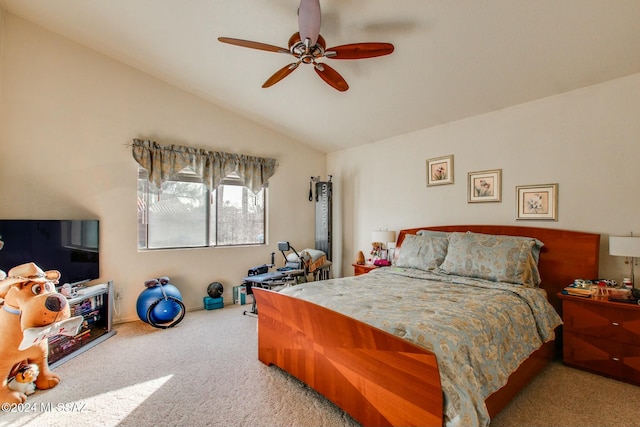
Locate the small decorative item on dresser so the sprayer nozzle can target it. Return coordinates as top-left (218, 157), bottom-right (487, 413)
top-left (355, 251), bottom-right (365, 265)
top-left (608, 287), bottom-right (631, 299)
top-left (371, 230), bottom-right (397, 262)
top-left (594, 281), bottom-right (609, 299)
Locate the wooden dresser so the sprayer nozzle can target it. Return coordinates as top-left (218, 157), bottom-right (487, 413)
top-left (559, 293), bottom-right (640, 385)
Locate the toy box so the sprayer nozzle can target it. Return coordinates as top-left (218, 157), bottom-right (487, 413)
top-left (203, 296), bottom-right (224, 310)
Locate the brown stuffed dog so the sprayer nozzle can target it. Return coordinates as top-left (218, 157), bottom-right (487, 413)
top-left (0, 262), bottom-right (71, 404)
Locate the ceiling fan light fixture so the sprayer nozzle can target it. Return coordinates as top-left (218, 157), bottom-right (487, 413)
top-left (298, 0), bottom-right (321, 46)
top-left (218, 0), bottom-right (393, 91)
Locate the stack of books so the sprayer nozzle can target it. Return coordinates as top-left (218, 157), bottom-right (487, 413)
top-left (563, 286), bottom-right (593, 297)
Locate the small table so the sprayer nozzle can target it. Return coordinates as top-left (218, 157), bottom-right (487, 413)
top-left (352, 263), bottom-right (378, 276)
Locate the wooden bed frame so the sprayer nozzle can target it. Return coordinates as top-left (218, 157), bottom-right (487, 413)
top-left (252, 225), bottom-right (600, 426)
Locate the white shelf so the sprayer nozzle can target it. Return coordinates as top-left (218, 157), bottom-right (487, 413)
top-left (48, 281), bottom-right (116, 368)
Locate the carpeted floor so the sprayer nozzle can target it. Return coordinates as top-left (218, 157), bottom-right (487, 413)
top-left (2, 304), bottom-right (639, 427)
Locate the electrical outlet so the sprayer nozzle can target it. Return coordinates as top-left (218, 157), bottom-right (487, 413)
top-left (115, 288), bottom-right (123, 300)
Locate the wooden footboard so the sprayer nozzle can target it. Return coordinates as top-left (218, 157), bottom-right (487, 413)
top-left (252, 287), bottom-right (443, 427)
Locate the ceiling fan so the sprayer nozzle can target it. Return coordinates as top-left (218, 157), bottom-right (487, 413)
top-left (218, 0), bottom-right (394, 92)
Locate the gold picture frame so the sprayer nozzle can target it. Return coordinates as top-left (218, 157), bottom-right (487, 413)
top-left (516, 183), bottom-right (558, 220)
top-left (426, 155), bottom-right (454, 186)
top-left (468, 169), bottom-right (502, 203)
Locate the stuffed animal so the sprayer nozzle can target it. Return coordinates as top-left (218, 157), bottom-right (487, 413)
top-left (8, 363), bottom-right (39, 396)
top-left (371, 242), bottom-right (382, 259)
top-left (0, 262), bottom-right (81, 404)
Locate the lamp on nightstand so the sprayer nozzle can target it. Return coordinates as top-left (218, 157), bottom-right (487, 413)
top-left (609, 234), bottom-right (640, 288)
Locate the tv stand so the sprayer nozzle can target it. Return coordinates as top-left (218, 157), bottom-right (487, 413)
top-left (49, 281), bottom-right (117, 368)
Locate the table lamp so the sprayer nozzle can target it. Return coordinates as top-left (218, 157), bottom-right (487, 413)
top-left (609, 234), bottom-right (640, 288)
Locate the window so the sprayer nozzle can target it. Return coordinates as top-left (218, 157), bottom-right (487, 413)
top-left (137, 168), bottom-right (265, 250)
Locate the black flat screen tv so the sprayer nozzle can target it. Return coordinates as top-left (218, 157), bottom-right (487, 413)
top-left (0, 219), bottom-right (99, 285)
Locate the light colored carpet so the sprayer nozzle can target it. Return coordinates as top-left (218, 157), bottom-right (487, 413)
top-left (2, 304), bottom-right (639, 427)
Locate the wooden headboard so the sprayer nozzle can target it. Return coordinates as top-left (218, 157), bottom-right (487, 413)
top-left (397, 225), bottom-right (601, 315)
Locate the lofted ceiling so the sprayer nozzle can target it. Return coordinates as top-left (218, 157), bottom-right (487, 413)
top-left (1, 0), bottom-right (639, 153)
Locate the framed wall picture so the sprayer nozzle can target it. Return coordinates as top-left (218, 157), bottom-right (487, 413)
top-left (468, 169), bottom-right (502, 203)
top-left (426, 155), bottom-right (454, 186)
top-left (516, 183), bottom-right (558, 220)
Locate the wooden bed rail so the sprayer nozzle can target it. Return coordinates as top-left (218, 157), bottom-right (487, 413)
top-left (253, 287), bottom-right (444, 427)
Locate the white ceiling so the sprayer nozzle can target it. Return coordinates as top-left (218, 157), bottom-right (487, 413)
top-left (2, 0), bottom-right (639, 153)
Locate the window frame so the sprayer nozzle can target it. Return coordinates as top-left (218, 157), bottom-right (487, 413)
top-left (137, 168), bottom-right (266, 250)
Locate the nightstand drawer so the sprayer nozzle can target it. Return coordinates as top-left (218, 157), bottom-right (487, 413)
top-left (564, 332), bottom-right (640, 383)
top-left (620, 342), bottom-right (640, 384)
top-left (563, 300), bottom-right (640, 345)
top-left (564, 331), bottom-right (623, 378)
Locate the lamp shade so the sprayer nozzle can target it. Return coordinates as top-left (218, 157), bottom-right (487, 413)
top-left (371, 230), bottom-right (396, 245)
top-left (609, 236), bottom-right (640, 257)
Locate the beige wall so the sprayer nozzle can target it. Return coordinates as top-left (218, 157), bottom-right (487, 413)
top-left (328, 73), bottom-right (640, 282)
top-left (0, 14), bottom-right (325, 322)
top-left (3, 9), bottom-right (640, 322)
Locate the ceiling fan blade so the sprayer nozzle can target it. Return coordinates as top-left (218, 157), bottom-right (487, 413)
top-left (314, 63), bottom-right (349, 92)
top-left (325, 43), bottom-right (395, 59)
top-left (262, 62), bottom-right (300, 88)
top-left (298, 0), bottom-right (321, 46)
top-left (218, 37), bottom-right (289, 54)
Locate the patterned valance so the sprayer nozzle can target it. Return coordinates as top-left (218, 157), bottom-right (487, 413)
top-left (132, 139), bottom-right (277, 194)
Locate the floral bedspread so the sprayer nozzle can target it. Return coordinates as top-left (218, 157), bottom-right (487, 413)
top-left (278, 267), bottom-right (562, 427)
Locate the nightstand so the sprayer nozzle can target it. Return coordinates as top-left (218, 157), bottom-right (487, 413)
top-left (558, 293), bottom-right (640, 385)
top-left (352, 263), bottom-right (378, 276)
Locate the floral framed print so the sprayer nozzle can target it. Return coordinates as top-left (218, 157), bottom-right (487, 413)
top-left (426, 155), bottom-right (454, 186)
top-left (468, 169), bottom-right (502, 203)
top-left (516, 183), bottom-right (558, 220)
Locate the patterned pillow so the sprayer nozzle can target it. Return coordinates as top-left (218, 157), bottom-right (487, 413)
top-left (493, 234), bottom-right (544, 264)
top-left (416, 229), bottom-right (450, 238)
top-left (417, 229), bottom-right (543, 262)
top-left (438, 232), bottom-right (542, 287)
top-left (396, 234), bottom-right (449, 271)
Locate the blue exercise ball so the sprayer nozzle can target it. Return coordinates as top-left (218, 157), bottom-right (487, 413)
top-left (148, 295), bottom-right (182, 323)
top-left (136, 282), bottom-right (184, 328)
